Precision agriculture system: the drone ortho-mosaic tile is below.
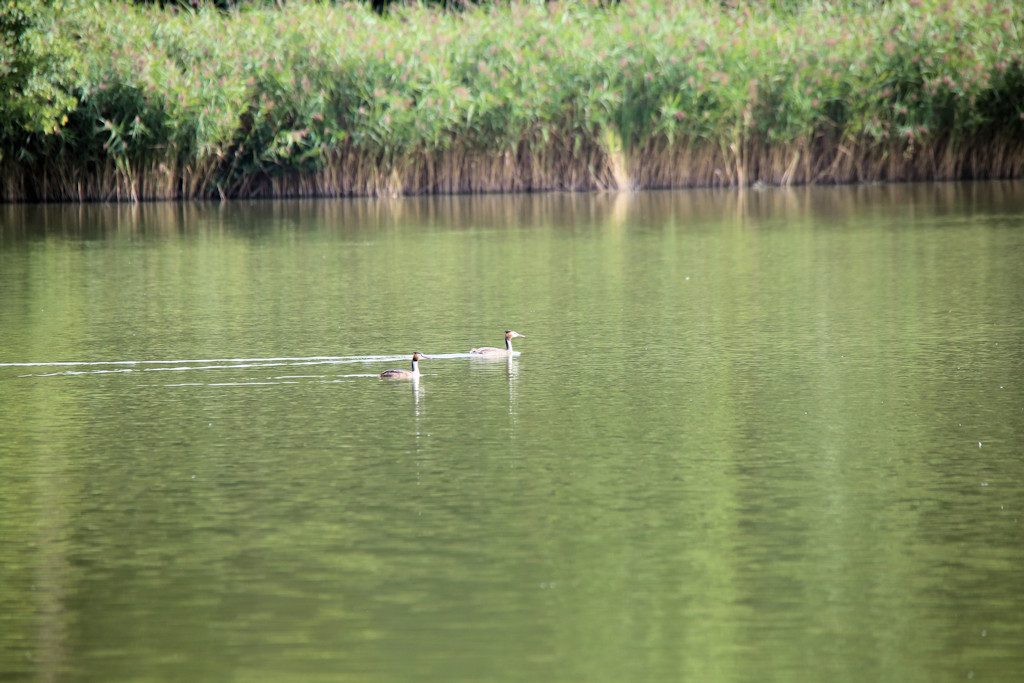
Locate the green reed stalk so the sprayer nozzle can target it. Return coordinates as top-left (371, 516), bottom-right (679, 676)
top-left (2, 0), bottom-right (1022, 202)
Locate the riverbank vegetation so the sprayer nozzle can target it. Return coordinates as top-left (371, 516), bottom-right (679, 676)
top-left (2, 0), bottom-right (1023, 201)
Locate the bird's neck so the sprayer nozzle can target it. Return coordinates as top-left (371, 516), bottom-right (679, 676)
top-left (410, 358), bottom-right (419, 375)
top-left (505, 337), bottom-right (512, 352)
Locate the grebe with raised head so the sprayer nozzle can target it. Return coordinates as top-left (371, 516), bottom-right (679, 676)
top-left (379, 352), bottom-right (428, 379)
top-left (471, 330), bottom-right (525, 355)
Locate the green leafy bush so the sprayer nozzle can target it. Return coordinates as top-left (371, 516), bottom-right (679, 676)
top-left (0, 1), bottom-right (78, 152)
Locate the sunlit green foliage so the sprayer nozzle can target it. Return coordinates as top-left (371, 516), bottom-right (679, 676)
top-left (3, 0), bottom-right (1023, 200)
top-left (0, 1), bottom-right (78, 152)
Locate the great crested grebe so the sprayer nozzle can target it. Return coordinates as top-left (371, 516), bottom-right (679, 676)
top-left (379, 352), bottom-right (428, 379)
top-left (471, 330), bottom-right (525, 355)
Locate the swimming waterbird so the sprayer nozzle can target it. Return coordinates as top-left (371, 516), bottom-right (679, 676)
top-left (470, 330), bottom-right (525, 356)
top-left (379, 352), bottom-right (428, 379)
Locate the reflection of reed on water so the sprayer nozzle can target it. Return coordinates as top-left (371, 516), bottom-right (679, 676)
top-left (6, 181), bottom-right (1020, 245)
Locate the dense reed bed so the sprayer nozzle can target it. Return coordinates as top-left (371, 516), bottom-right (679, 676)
top-left (3, 0), bottom-right (1023, 202)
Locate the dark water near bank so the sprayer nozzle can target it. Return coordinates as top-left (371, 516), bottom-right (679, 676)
top-left (1, 184), bottom-right (1023, 682)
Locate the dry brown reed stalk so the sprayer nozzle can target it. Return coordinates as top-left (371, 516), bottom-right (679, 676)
top-left (627, 134), bottom-right (1024, 190)
top-left (4, 133), bottom-right (1024, 203)
top-left (216, 135), bottom-right (625, 200)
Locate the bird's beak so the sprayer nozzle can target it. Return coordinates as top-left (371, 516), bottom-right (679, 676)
top-left (419, 354), bottom-right (431, 359)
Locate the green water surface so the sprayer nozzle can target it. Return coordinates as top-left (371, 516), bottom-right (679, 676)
top-left (1, 184), bottom-right (1022, 682)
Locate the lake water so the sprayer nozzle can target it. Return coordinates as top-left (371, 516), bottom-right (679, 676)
top-left (1, 184), bottom-right (1022, 681)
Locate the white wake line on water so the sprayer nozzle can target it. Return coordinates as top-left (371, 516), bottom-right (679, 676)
top-left (2, 351), bottom-right (491, 369)
top-left (163, 373), bottom-right (384, 387)
top-left (8, 352), bottom-right (507, 378)
top-left (22, 362), bottom-right (325, 377)
top-left (3, 354), bottom-right (400, 368)
top-left (164, 382), bottom-right (303, 387)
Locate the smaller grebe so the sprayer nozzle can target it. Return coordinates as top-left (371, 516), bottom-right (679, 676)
top-left (471, 330), bottom-right (525, 355)
top-left (380, 352), bottom-right (428, 379)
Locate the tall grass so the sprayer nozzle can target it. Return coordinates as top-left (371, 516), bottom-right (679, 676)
top-left (3, 0), bottom-right (1023, 202)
